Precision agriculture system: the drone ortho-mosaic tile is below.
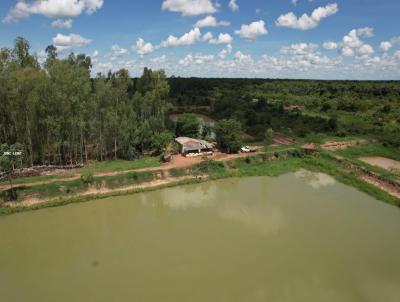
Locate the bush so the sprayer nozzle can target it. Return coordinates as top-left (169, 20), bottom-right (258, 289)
top-left (81, 172), bottom-right (94, 186)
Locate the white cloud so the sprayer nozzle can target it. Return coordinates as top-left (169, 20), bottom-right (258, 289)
top-left (235, 20), bottom-right (268, 39)
top-left (339, 28), bottom-right (374, 57)
top-left (357, 27), bottom-right (374, 38)
top-left (209, 33), bottom-right (233, 44)
top-left (357, 44), bottom-right (374, 55)
top-left (179, 54), bottom-right (193, 66)
top-left (194, 15), bottom-right (229, 28)
top-left (51, 18), bottom-right (73, 29)
top-left (281, 43), bottom-right (318, 55)
top-left (53, 33), bottom-right (92, 51)
top-left (4, 0), bottom-right (103, 23)
top-left (234, 51), bottom-right (253, 64)
top-left (179, 53), bottom-right (214, 66)
top-left (323, 41), bottom-right (338, 50)
top-left (275, 3), bottom-right (338, 30)
top-left (379, 41), bottom-right (392, 52)
top-left (161, 28), bottom-right (202, 47)
top-left (340, 46), bottom-right (354, 57)
top-left (391, 36), bottom-right (400, 45)
top-left (202, 32), bottom-right (214, 41)
top-left (218, 44), bottom-right (232, 59)
top-left (342, 29), bottom-right (363, 48)
top-left (85, 0), bottom-right (104, 15)
top-left (150, 55), bottom-right (168, 64)
top-left (135, 38), bottom-right (156, 57)
top-left (161, 0), bottom-right (217, 16)
top-left (111, 44), bottom-right (129, 57)
top-left (229, 0), bottom-right (239, 12)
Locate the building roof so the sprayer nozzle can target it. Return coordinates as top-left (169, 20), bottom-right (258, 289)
top-left (175, 137), bottom-right (213, 152)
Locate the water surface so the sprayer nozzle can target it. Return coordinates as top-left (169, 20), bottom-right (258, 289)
top-left (1, 172), bottom-right (400, 302)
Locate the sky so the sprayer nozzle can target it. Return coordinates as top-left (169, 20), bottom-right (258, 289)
top-left (1, 0), bottom-right (400, 79)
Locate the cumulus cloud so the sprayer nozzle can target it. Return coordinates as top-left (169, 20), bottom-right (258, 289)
top-left (229, 0), bottom-right (239, 12)
top-left (357, 44), bottom-right (374, 55)
top-left (135, 38), bottom-right (156, 57)
top-left (218, 44), bottom-right (232, 59)
top-left (161, 28), bottom-right (202, 47)
top-left (179, 53), bottom-right (214, 66)
top-left (275, 3), bottom-right (338, 30)
top-left (281, 43), bottom-right (318, 55)
top-left (380, 41), bottom-right (393, 52)
top-left (379, 37), bottom-right (400, 52)
top-left (209, 33), bottom-right (233, 44)
top-left (234, 51), bottom-right (253, 64)
top-left (323, 41), bottom-right (338, 50)
top-left (235, 20), bottom-right (268, 39)
top-left (51, 18), bottom-right (73, 29)
top-left (150, 55), bottom-right (168, 64)
top-left (357, 27), bottom-right (374, 38)
top-left (161, 0), bottom-right (216, 16)
top-left (339, 28), bottom-right (374, 57)
top-left (4, 0), bottom-right (103, 23)
top-left (111, 44), bottom-right (129, 58)
top-left (53, 33), bottom-right (92, 51)
top-left (194, 15), bottom-right (229, 28)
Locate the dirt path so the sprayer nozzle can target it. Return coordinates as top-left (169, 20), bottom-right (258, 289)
top-left (361, 175), bottom-right (400, 199)
top-left (7, 174), bottom-right (208, 208)
top-left (320, 139), bottom-right (368, 151)
top-left (0, 151), bottom-right (260, 191)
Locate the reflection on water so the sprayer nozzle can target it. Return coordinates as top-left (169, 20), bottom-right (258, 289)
top-left (0, 172), bottom-right (399, 302)
top-left (295, 169), bottom-right (336, 189)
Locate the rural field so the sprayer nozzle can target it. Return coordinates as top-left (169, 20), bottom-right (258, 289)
top-left (1, 0), bottom-right (400, 302)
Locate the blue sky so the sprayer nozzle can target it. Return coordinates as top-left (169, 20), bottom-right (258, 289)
top-left (1, 0), bottom-right (400, 79)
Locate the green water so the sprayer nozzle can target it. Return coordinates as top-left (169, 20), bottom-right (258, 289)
top-left (1, 172), bottom-right (400, 302)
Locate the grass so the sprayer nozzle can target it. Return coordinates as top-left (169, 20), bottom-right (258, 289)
top-left (1, 169), bottom-right (159, 204)
top-left (81, 157), bottom-right (161, 173)
top-left (335, 143), bottom-right (400, 161)
top-left (0, 172), bottom-right (77, 186)
top-left (1, 147), bottom-right (399, 215)
top-left (0, 157), bottom-right (161, 186)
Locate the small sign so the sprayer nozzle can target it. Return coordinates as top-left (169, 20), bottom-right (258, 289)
top-left (3, 151), bottom-right (23, 156)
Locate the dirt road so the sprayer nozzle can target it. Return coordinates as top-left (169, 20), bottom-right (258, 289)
top-left (0, 151), bottom-right (260, 191)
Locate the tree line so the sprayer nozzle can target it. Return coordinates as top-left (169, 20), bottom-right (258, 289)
top-left (0, 37), bottom-right (172, 166)
top-left (168, 77), bottom-right (400, 146)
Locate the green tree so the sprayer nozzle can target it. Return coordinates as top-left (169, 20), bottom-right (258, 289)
top-left (264, 128), bottom-right (274, 146)
top-left (175, 113), bottom-right (200, 138)
top-left (151, 131), bottom-right (173, 155)
top-left (215, 119), bottom-right (242, 153)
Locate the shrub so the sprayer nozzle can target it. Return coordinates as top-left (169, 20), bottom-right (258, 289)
top-left (81, 172), bottom-right (94, 186)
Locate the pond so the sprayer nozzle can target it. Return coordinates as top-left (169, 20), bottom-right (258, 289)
top-left (1, 172), bottom-right (400, 302)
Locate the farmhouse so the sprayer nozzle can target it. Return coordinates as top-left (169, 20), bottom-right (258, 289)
top-left (175, 137), bottom-right (214, 156)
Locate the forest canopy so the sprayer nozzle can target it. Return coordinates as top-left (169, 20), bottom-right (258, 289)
top-left (0, 37), bottom-right (171, 165)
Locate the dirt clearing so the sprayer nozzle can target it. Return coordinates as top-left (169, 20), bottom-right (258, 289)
top-left (360, 157), bottom-right (400, 172)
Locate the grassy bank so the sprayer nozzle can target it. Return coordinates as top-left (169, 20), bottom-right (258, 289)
top-left (0, 157), bottom-right (161, 186)
top-left (1, 149), bottom-right (399, 216)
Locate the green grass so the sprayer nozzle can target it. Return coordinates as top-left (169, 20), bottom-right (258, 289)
top-left (1, 148), bottom-right (399, 215)
top-left (0, 157), bottom-right (161, 186)
top-left (1, 169), bottom-right (159, 203)
top-left (81, 157), bottom-right (161, 174)
top-left (335, 143), bottom-right (400, 161)
top-left (0, 172), bottom-right (77, 186)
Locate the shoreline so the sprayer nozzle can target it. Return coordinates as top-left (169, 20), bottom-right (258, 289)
top-left (1, 153), bottom-right (399, 216)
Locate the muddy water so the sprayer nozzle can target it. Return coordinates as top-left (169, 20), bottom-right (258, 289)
top-left (1, 172), bottom-right (400, 302)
